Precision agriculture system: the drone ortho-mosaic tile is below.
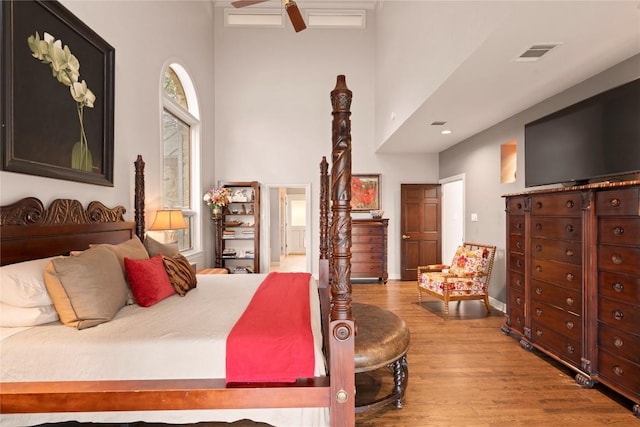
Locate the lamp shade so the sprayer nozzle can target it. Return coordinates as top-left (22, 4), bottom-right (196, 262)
top-left (149, 210), bottom-right (188, 231)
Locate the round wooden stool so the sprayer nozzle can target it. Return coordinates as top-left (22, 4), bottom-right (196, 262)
top-left (353, 302), bottom-right (410, 412)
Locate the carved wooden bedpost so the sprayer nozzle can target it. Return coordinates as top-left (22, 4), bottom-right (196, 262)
top-left (329, 74), bottom-right (355, 426)
top-left (134, 155), bottom-right (145, 240)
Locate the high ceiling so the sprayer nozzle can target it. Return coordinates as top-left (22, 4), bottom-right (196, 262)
top-left (218, 1), bottom-right (640, 154)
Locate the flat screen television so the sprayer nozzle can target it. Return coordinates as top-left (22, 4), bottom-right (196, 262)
top-left (524, 78), bottom-right (640, 188)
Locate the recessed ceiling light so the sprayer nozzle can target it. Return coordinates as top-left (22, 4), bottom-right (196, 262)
top-left (441, 130), bottom-right (452, 135)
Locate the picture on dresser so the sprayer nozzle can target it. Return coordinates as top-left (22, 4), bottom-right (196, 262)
top-left (351, 174), bottom-right (380, 211)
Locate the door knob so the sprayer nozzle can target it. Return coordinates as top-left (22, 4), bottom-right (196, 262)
top-left (402, 234), bottom-right (410, 239)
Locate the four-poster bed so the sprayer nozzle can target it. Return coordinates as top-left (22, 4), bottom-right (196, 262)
top-left (0, 76), bottom-right (356, 426)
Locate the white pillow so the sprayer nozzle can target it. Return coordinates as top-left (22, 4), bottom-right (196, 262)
top-left (0, 302), bottom-right (59, 327)
top-left (0, 256), bottom-right (59, 307)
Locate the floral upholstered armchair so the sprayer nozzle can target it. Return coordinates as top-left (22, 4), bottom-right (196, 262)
top-left (417, 243), bottom-right (496, 316)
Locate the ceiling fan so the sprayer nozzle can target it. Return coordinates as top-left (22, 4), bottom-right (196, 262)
top-left (231, 0), bottom-right (307, 32)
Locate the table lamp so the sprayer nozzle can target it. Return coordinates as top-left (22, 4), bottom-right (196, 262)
top-left (149, 209), bottom-right (188, 243)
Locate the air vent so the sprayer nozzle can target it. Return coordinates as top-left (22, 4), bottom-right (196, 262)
top-left (515, 43), bottom-right (562, 62)
top-left (430, 121), bottom-right (447, 126)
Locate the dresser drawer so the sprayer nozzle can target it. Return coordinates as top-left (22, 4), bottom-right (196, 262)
top-left (598, 271), bottom-right (640, 306)
top-left (352, 263), bottom-right (383, 274)
top-left (531, 320), bottom-right (582, 367)
top-left (598, 349), bottom-right (640, 398)
top-left (531, 258), bottom-right (582, 291)
top-left (509, 252), bottom-right (525, 274)
top-left (598, 322), bottom-right (640, 364)
top-left (530, 301), bottom-right (581, 341)
top-left (507, 299), bottom-right (525, 333)
top-left (509, 234), bottom-right (525, 254)
top-left (596, 188), bottom-right (640, 217)
top-left (598, 244), bottom-right (640, 276)
top-left (531, 279), bottom-right (581, 315)
top-left (352, 226), bottom-right (383, 237)
top-left (531, 237), bottom-right (582, 265)
top-left (507, 197), bottom-right (527, 215)
top-left (531, 193), bottom-right (582, 217)
top-left (508, 270), bottom-right (525, 292)
top-left (352, 242), bottom-right (383, 253)
top-left (598, 297), bottom-right (640, 334)
top-left (530, 217), bottom-right (582, 240)
top-left (508, 216), bottom-right (526, 236)
top-left (598, 217), bottom-right (640, 246)
top-left (509, 287), bottom-right (525, 312)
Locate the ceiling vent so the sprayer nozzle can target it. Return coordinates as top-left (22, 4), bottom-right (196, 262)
top-left (430, 121), bottom-right (447, 126)
top-left (515, 43), bottom-right (562, 62)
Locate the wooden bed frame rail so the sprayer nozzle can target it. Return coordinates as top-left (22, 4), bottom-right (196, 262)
top-left (0, 76), bottom-right (356, 426)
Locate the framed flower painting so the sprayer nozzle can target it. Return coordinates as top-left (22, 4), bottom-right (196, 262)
top-left (351, 174), bottom-right (380, 211)
top-left (1, 0), bottom-right (115, 186)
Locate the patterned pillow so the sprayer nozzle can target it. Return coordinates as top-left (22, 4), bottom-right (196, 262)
top-left (449, 246), bottom-right (487, 276)
top-left (162, 254), bottom-right (197, 296)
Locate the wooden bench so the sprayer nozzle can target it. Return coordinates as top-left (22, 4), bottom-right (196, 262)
top-left (353, 302), bottom-right (410, 412)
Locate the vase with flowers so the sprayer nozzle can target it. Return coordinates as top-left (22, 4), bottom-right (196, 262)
top-left (204, 187), bottom-right (230, 219)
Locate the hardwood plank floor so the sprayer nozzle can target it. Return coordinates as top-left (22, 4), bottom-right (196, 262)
top-left (354, 280), bottom-right (637, 426)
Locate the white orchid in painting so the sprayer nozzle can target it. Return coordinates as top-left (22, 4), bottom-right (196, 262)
top-left (27, 31), bottom-right (96, 172)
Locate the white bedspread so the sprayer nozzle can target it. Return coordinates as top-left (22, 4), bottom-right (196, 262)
top-left (0, 273), bottom-right (328, 427)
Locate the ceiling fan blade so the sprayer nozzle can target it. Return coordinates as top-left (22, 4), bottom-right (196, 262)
top-left (285, 1), bottom-right (307, 32)
top-left (231, 0), bottom-right (269, 8)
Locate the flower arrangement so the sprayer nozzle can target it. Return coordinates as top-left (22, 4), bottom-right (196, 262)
top-left (27, 31), bottom-right (96, 172)
top-left (203, 187), bottom-right (231, 209)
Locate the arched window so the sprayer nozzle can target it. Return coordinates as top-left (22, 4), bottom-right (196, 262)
top-left (161, 63), bottom-right (200, 252)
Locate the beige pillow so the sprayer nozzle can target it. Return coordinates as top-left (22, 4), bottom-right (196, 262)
top-left (43, 246), bottom-right (128, 330)
top-left (90, 236), bottom-right (149, 271)
top-left (144, 235), bottom-right (179, 257)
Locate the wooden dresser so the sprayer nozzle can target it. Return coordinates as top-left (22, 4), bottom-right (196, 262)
top-left (503, 181), bottom-right (639, 418)
top-left (351, 218), bottom-right (389, 283)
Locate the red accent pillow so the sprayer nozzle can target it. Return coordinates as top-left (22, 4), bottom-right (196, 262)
top-left (124, 254), bottom-right (175, 307)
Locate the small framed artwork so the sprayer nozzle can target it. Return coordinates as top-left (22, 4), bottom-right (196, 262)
top-left (351, 174), bottom-right (381, 211)
top-left (1, 0), bottom-right (115, 186)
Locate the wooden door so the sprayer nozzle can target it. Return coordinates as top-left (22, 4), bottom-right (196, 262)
top-left (400, 184), bottom-right (441, 280)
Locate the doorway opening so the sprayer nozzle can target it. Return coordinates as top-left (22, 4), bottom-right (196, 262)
top-left (440, 174), bottom-right (465, 263)
top-left (264, 184), bottom-right (311, 273)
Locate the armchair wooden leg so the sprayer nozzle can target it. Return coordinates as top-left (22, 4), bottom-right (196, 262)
top-left (483, 295), bottom-right (491, 313)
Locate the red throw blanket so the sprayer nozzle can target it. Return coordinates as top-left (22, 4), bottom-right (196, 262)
top-left (226, 272), bottom-right (315, 383)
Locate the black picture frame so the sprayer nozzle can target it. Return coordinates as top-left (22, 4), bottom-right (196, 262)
top-left (1, 0), bottom-right (115, 186)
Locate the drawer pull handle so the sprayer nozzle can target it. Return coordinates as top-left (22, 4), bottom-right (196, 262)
top-left (613, 366), bottom-right (624, 376)
top-left (613, 226), bottom-right (624, 236)
top-left (515, 278), bottom-right (522, 286)
top-left (565, 200), bottom-right (574, 208)
top-left (566, 249), bottom-right (574, 257)
top-left (610, 198), bottom-right (621, 207)
top-left (516, 241), bottom-right (522, 249)
top-left (536, 308), bottom-right (543, 316)
top-left (516, 316), bottom-right (522, 325)
top-left (536, 201), bottom-right (543, 209)
top-left (611, 254), bottom-right (622, 264)
top-left (613, 310), bottom-right (624, 321)
top-left (566, 273), bottom-right (574, 282)
top-left (516, 297), bottom-right (522, 305)
top-left (565, 224), bottom-right (574, 233)
top-left (516, 202), bottom-right (522, 210)
top-left (516, 222), bottom-right (522, 229)
top-left (535, 223), bottom-right (542, 231)
top-left (536, 329), bottom-right (542, 336)
top-left (566, 321), bottom-right (574, 330)
top-left (566, 297), bottom-right (574, 306)
top-left (536, 265), bottom-right (542, 273)
top-left (536, 287), bottom-right (543, 295)
top-left (613, 337), bottom-right (624, 348)
top-left (535, 244), bottom-right (542, 252)
top-left (613, 282), bottom-right (624, 293)
top-left (567, 344), bottom-right (575, 354)
top-left (516, 260), bottom-right (522, 268)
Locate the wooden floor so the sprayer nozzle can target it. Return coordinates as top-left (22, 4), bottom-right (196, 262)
top-left (354, 280), bottom-right (637, 426)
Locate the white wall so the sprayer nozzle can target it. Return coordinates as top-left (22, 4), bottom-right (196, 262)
top-left (439, 54), bottom-right (640, 303)
top-left (213, 7), bottom-right (438, 278)
top-left (1, 1), bottom-right (217, 269)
